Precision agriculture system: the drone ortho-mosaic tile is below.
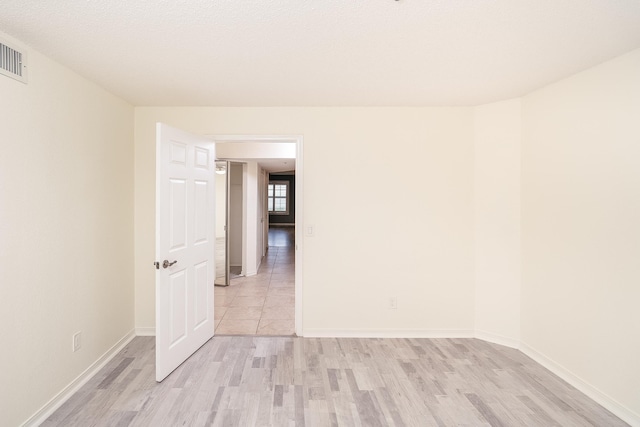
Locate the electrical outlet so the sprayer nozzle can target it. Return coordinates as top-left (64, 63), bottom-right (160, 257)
top-left (389, 297), bottom-right (398, 310)
top-left (73, 331), bottom-right (82, 352)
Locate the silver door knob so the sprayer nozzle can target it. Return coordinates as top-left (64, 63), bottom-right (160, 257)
top-left (162, 260), bottom-right (177, 268)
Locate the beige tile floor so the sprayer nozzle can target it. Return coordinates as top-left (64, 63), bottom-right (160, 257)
top-left (214, 227), bottom-right (295, 335)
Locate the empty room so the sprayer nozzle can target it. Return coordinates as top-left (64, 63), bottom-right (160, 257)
top-left (1, 1), bottom-right (639, 426)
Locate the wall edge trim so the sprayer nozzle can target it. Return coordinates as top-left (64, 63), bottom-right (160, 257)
top-left (135, 327), bottom-right (156, 336)
top-left (22, 329), bottom-right (136, 427)
top-left (474, 330), bottom-right (520, 349)
top-left (302, 329), bottom-right (475, 338)
top-left (520, 341), bottom-right (640, 427)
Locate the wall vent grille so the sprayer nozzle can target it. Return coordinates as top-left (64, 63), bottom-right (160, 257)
top-left (0, 38), bottom-right (27, 83)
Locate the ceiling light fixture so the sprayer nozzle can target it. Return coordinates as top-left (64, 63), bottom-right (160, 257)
top-left (215, 165), bottom-right (226, 175)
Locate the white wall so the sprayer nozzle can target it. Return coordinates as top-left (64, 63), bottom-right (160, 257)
top-left (473, 99), bottom-right (522, 345)
top-left (521, 48), bottom-right (640, 420)
top-left (244, 161), bottom-right (260, 276)
top-left (0, 33), bottom-right (134, 426)
top-left (229, 163), bottom-right (243, 268)
top-left (133, 107), bottom-right (475, 334)
top-left (216, 141), bottom-right (296, 159)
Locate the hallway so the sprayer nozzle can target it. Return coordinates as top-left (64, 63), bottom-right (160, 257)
top-left (214, 226), bottom-right (295, 335)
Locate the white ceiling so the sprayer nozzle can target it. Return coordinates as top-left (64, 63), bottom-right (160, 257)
top-left (256, 159), bottom-right (295, 174)
top-left (2, 0), bottom-right (640, 106)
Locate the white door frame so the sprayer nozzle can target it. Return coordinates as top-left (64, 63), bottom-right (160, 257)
top-left (209, 134), bottom-right (303, 336)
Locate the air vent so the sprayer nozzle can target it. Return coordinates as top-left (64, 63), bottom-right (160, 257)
top-left (0, 37), bottom-right (27, 83)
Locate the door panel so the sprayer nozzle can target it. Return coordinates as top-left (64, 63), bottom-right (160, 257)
top-left (169, 178), bottom-right (187, 250)
top-left (169, 269), bottom-right (187, 345)
top-left (156, 123), bottom-right (215, 382)
top-left (194, 261), bottom-right (209, 327)
top-left (194, 180), bottom-right (208, 244)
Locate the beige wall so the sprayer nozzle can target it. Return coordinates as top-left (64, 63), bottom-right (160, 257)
top-left (134, 107), bottom-right (476, 333)
top-left (521, 49), bottom-right (640, 418)
top-left (473, 98), bottom-right (522, 345)
top-left (4, 27), bottom-right (638, 426)
top-left (0, 33), bottom-right (134, 426)
top-left (245, 161), bottom-right (260, 276)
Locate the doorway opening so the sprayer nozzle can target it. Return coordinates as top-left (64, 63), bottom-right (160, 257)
top-left (210, 135), bottom-right (302, 336)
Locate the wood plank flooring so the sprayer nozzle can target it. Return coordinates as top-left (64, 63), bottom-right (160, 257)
top-left (43, 336), bottom-right (628, 426)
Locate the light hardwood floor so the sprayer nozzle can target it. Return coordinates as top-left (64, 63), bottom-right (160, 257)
top-left (43, 336), bottom-right (627, 426)
top-left (215, 226), bottom-right (295, 336)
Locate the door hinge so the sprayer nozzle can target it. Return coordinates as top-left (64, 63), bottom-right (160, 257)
top-left (154, 261), bottom-right (160, 270)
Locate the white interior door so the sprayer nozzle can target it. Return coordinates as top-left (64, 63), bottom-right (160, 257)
top-left (155, 123), bottom-right (215, 382)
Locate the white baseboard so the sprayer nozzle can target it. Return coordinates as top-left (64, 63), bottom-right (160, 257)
top-left (135, 327), bottom-right (156, 336)
top-left (22, 329), bottom-right (136, 427)
top-left (520, 341), bottom-right (640, 427)
top-left (474, 330), bottom-right (520, 349)
top-left (303, 329), bottom-right (475, 339)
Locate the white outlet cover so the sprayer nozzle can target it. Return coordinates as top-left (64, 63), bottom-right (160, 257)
top-left (73, 332), bottom-right (81, 352)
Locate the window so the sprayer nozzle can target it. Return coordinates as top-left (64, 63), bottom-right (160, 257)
top-left (268, 181), bottom-right (289, 215)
